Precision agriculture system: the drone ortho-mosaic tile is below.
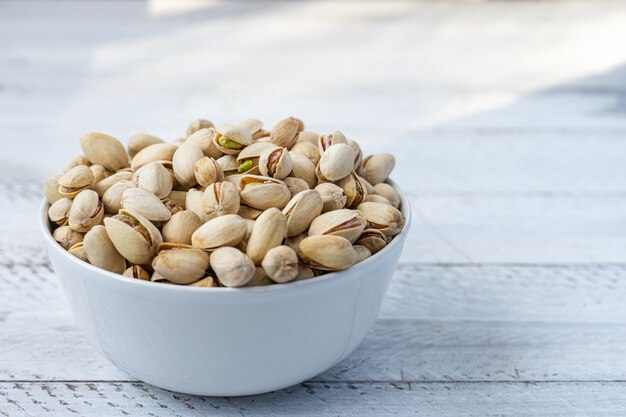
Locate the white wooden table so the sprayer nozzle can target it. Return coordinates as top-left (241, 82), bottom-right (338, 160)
top-left (1, 1), bottom-right (626, 415)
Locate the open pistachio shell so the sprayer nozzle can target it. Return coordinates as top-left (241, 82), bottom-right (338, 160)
top-left (335, 171), bottom-right (368, 209)
top-left (282, 190), bottom-right (323, 237)
top-left (64, 155), bottom-right (90, 173)
top-left (185, 188), bottom-right (210, 223)
top-left (68, 242), bottom-right (89, 262)
top-left (308, 209), bottom-right (366, 244)
top-left (318, 130), bottom-right (347, 155)
top-left (269, 117), bottom-right (303, 149)
top-left (162, 210), bottom-right (202, 245)
top-left (131, 143), bottom-right (178, 171)
top-left (216, 154), bottom-right (240, 176)
top-left (191, 214), bottom-right (247, 250)
top-left (102, 180), bottom-right (136, 214)
top-left (134, 161), bottom-right (173, 199)
top-left (194, 157), bottom-right (223, 187)
top-left (353, 244), bottom-right (372, 262)
top-left (356, 202), bottom-right (405, 237)
top-left (48, 197), bottom-right (73, 226)
top-left (123, 265), bottom-right (151, 280)
top-left (283, 177), bottom-right (310, 197)
top-left (89, 165), bottom-right (108, 185)
top-left (58, 165), bottom-right (94, 197)
top-left (210, 247), bottom-right (255, 287)
top-left (186, 128), bottom-right (222, 159)
top-left (80, 133), bottom-right (130, 172)
top-left (290, 141), bottom-right (320, 166)
top-left (44, 176), bottom-right (64, 205)
top-left (317, 143), bottom-right (354, 182)
top-left (289, 151), bottom-right (317, 188)
top-left (347, 139), bottom-right (363, 170)
top-left (186, 119), bottom-right (215, 137)
top-left (284, 233), bottom-right (307, 253)
top-left (364, 194), bottom-right (391, 205)
top-left (246, 207), bottom-right (287, 265)
top-left (298, 235), bottom-right (358, 271)
top-left (355, 228), bottom-right (387, 254)
top-left (166, 190), bottom-right (187, 209)
top-left (314, 182), bottom-right (347, 213)
top-left (238, 205), bottom-right (263, 220)
top-left (173, 143), bottom-right (204, 189)
top-left (152, 244), bottom-right (210, 284)
top-left (53, 226), bottom-right (84, 250)
top-left (236, 142), bottom-right (276, 175)
top-left (358, 153), bottom-right (396, 185)
top-left (121, 187), bottom-right (171, 222)
top-left (83, 225), bottom-right (126, 274)
top-left (189, 276), bottom-right (217, 287)
top-left (202, 181), bottom-right (240, 220)
top-left (68, 189), bottom-right (104, 233)
top-left (239, 175), bottom-right (291, 210)
top-left (373, 183), bottom-right (401, 208)
top-left (213, 125), bottom-right (252, 155)
top-left (296, 131), bottom-right (320, 145)
top-left (93, 171), bottom-right (133, 197)
top-left (258, 147), bottom-right (292, 179)
top-left (127, 133), bottom-right (164, 158)
top-left (262, 245), bottom-right (299, 283)
top-left (104, 209), bottom-right (163, 265)
top-left (239, 118), bottom-right (265, 139)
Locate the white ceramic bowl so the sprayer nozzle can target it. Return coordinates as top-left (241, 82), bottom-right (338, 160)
top-left (40, 182), bottom-right (411, 396)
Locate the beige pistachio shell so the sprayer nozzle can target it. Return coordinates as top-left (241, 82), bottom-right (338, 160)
top-left (283, 190), bottom-right (323, 237)
top-left (152, 245), bottom-right (210, 284)
top-left (238, 205), bottom-right (263, 220)
top-left (123, 265), bottom-right (151, 280)
top-left (246, 207), bottom-right (287, 265)
top-left (298, 235), bottom-right (358, 271)
top-left (127, 133), bottom-right (164, 158)
top-left (239, 175), bottom-right (291, 210)
top-left (373, 183), bottom-right (401, 208)
top-left (68, 242), bottom-right (89, 262)
top-left (48, 197), bottom-right (73, 226)
top-left (295, 263), bottom-right (316, 281)
top-left (173, 143), bottom-right (204, 189)
top-left (357, 202), bottom-right (405, 237)
top-left (355, 228), bottom-right (387, 254)
top-left (347, 139), bottom-right (363, 170)
top-left (290, 141), bottom-right (320, 166)
top-left (364, 194), bottom-right (391, 205)
top-left (186, 119), bottom-right (215, 137)
top-left (213, 125), bottom-right (252, 155)
top-left (185, 188), bottom-right (210, 223)
top-left (102, 180), bottom-right (136, 214)
top-left (269, 117), bottom-right (302, 149)
top-left (353, 244), bottom-right (372, 262)
top-left (201, 181), bottom-right (240, 220)
top-left (284, 233), bottom-right (307, 253)
top-left (93, 171), bottom-right (133, 197)
top-left (244, 267), bottom-right (273, 287)
top-left (308, 209), bottom-right (366, 243)
top-left (335, 171), bottom-right (368, 209)
top-left (289, 151), bottom-right (318, 188)
top-left (186, 128), bottom-right (222, 159)
top-left (104, 209), bottom-right (163, 265)
top-left (318, 131), bottom-right (347, 154)
top-left (89, 165), bottom-right (108, 184)
top-left (296, 131), bottom-right (320, 145)
top-left (283, 177), bottom-right (310, 197)
top-left (63, 155), bottom-right (91, 173)
top-left (239, 118), bottom-right (264, 138)
top-left (210, 247), bottom-right (255, 287)
top-left (189, 276), bottom-right (217, 287)
top-left (314, 182), bottom-right (347, 213)
top-left (131, 143), bottom-right (178, 171)
top-left (162, 198), bottom-right (183, 216)
top-left (262, 245), bottom-right (299, 283)
top-left (53, 226), bottom-right (84, 250)
top-left (166, 190), bottom-right (187, 209)
top-left (68, 190), bottom-right (104, 233)
top-left (236, 142), bottom-right (276, 175)
top-left (58, 165), bottom-right (94, 197)
top-left (121, 187), bottom-right (171, 222)
top-left (134, 162), bottom-right (173, 199)
top-left (358, 153), bottom-right (395, 185)
top-left (162, 210), bottom-right (202, 245)
top-left (83, 225), bottom-right (126, 274)
top-left (258, 147), bottom-right (292, 179)
top-left (191, 214), bottom-right (247, 250)
top-left (317, 143), bottom-right (354, 182)
top-left (44, 176), bottom-right (64, 205)
top-left (216, 154), bottom-right (240, 176)
top-left (80, 133), bottom-right (130, 172)
top-left (194, 157), bottom-right (223, 187)
top-left (243, 218), bottom-right (255, 241)
top-left (360, 176), bottom-right (374, 195)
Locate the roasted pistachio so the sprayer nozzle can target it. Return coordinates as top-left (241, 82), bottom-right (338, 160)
top-left (189, 276), bottom-right (217, 287)
top-left (282, 190), bottom-right (323, 237)
top-left (298, 235), bottom-right (358, 271)
top-left (355, 228), bottom-right (387, 254)
top-left (166, 190), bottom-right (188, 209)
top-left (238, 205), bottom-right (263, 220)
top-left (269, 117), bottom-right (303, 149)
top-left (68, 189), bottom-right (104, 232)
top-left (235, 142), bottom-right (276, 175)
top-left (239, 118), bottom-right (267, 140)
top-left (210, 247), bottom-right (255, 287)
top-left (102, 180), bottom-right (136, 214)
top-left (68, 242), bottom-right (89, 262)
top-left (173, 143), bottom-right (204, 189)
top-left (48, 197), bottom-right (73, 226)
top-left (80, 133), bottom-right (130, 172)
top-left (357, 202), bottom-right (405, 237)
top-left (58, 165), bottom-right (94, 197)
top-left (213, 125), bottom-right (252, 155)
top-left (239, 175), bottom-right (291, 210)
top-left (152, 243), bottom-right (210, 284)
top-left (258, 147), bottom-right (292, 179)
top-left (191, 214), bottom-right (247, 250)
top-left (104, 209), bottom-right (163, 265)
top-left (131, 143), bottom-right (178, 171)
top-left (289, 151), bottom-right (318, 188)
top-left (216, 154), bottom-right (240, 176)
top-left (296, 131), bottom-right (320, 145)
top-left (121, 187), bottom-right (171, 222)
top-left (317, 143), bottom-right (354, 182)
top-left (185, 188), bottom-right (210, 223)
top-left (128, 133), bottom-right (164, 158)
top-left (194, 157), bottom-right (223, 187)
top-left (353, 245), bottom-right (371, 262)
top-left (364, 194), bottom-right (391, 205)
top-left (186, 119), bottom-right (215, 137)
top-left (123, 265), bottom-right (151, 280)
top-left (314, 182), bottom-right (347, 213)
top-left (318, 131), bottom-right (347, 154)
top-left (83, 225), bottom-right (127, 274)
top-left (290, 141), bottom-right (320, 166)
top-left (285, 233), bottom-right (307, 253)
top-left (246, 207), bottom-right (287, 264)
top-left (44, 176), bottom-right (64, 204)
top-left (335, 171), bottom-right (368, 209)
top-left (262, 245), bottom-right (299, 283)
top-left (64, 155), bottom-right (90, 173)
top-left (358, 153), bottom-right (395, 185)
top-left (308, 209), bottom-right (366, 243)
top-left (134, 161), bottom-right (173, 199)
top-left (186, 128), bottom-right (222, 159)
top-left (347, 139), bottom-right (363, 170)
top-left (162, 210), bottom-right (202, 245)
top-left (244, 267), bottom-right (273, 287)
top-left (53, 226), bottom-right (84, 250)
top-left (373, 182), bottom-right (401, 208)
top-left (93, 171), bottom-right (133, 197)
top-left (202, 181), bottom-right (240, 219)
top-left (89, 164), bottom-right (108, 184)
top-left (283, 177), bottom-right (310, 197)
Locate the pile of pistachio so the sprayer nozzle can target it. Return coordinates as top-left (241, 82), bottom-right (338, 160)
top-left (45, 117), bottom-right (405, 287)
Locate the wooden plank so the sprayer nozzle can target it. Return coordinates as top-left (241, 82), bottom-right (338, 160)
top-left (1, 381), bottom-right (625, 417)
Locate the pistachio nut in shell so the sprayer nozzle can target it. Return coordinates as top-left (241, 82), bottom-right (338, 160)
top-left (123, 265), bottom-right (150, 280)
top-left (83, 225), bottom-right (126, 274)
top-left (283, 176), bottom-right (310, 197)
top-left (186, 128), bottom-right (222, 159)
top-left (104, 209), bottom-right (163, 265)
top-left (68, 242), bottom-right (89, 262)
top-left (282, 190), bottom-right (323, 237)
top-left (166, 190), bottom-right (187, 209)
top-left (102, 180), bottom-right (135, 214)
top-left (347, 139), bottom-right (363, 170)
top-left (68, 189), bottom-right (104, 233)
top-left (318, 130), bottom-right (347, 154)
top-left (236, 142), bottom-right (276, 175)
top-left (269, 117), bottom-right (302, 149)
top-left (245, 267), bottom-right (273, 287)
top-left (173, 143), bottom-right (204, 189)
top-left (189, 276), bottom-right (217, 287)
top-left (373, 183), bottom-right (401, 208)
top-left (353, 244), bottom-right (372, 262)
top-left (308, 209), bottom-right (366, 243)
top-left (191, 214), bottom-right (247, 250)
top-left (296, 131), bottom-right (320, 145)
top-left (194, 157), bottom-right (223, 187)
top-left (44, 176), bottom-right (64, 204)
top-left (298, 235), bottom-right (358, 271)
top-left (285, 233), bottom-right (307, 253)
top-left (216, 154), bottom-right (240, 176)
top-left (364, 194), bottom-right (391, 205)
top-left (93, 171), bottom-right (133, 197)
top-left (213, 125), bottom-right (252, 155)
top-left (128, 133), bottom-right (164, 158)
top-left (243, 218), bottom-right (255, 241)
top-left (186, 119), bottom-right (215, 137)
top-left (317, 143), bottom-right (354, 182)
top-left (53, 226), bottom-right (84, 250)
top-left (246, 207), bottom-right (287, 265)
top-left (135, 161), bottom-right (173, 199)
top-left (89, 164), bottom-right (108, 184)
top-left (48, 197), bottom-right (73, 226)
top-left (80, 132), bottom-right (130, 172)
top-left (210, 247), bottom-right (255, 287)
top-left (201, 181), bottom-right (240, 219)
top-left (290, 141), bottom-right (320, 166)
top-left (295, 263), bottom-right (317, 281)
top-left (64, 155), bottom-right (90, 173)
top-left (185, 188), bottom-right (210, 223)
top-left (131, 143), bottom-right (178, 171)
top-left (360, 175), bottom-right (374, 195)
top-left (355, 228), bottom-right (387, 254)
top-left (288, 151), bottom-right (318, 188)
top-left (335, 171), bottom-right (368, 209)
top-left (314, 182), bottom-right (347, 213)
top-left (121, 187), bottom-right (171, 222)
top-left (239, 175), bottom-right (291, 210)
top-left (162, 210), bottom-right (202, 245)
top-left (262, 245), bottom-right (299, 283)
top-left (239, 118), bottom-right (265, 139)
top-left (152, 244), bottom-right (210, 284)
top-left (238, 205), bottom-right (263, 220)
top-left (357, 202), bottom-right (405, 237)
top-left (358, 153), bottom-right (395, 185)
top-left (58, 165), bottom-right (94, 197)
top-left (258, 147), bottom-right (292, 179)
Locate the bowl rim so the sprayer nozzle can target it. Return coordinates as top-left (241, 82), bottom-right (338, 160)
top-left (40, 178), bottom-right (412, 294)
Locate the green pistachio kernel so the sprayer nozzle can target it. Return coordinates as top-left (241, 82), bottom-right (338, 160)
top-left (218, 137), bottom-right (244, 150)
top-left (238, 160), bottom-right (253, 173)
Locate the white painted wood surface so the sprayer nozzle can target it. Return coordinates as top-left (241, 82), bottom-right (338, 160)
top-left (1, 0), bottom-right (626, 415)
